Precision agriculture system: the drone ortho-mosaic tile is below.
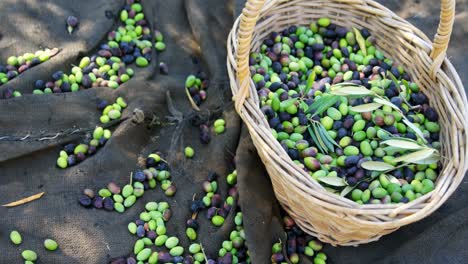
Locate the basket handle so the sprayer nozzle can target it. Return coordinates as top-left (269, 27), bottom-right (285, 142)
top-left (430, 0), bottom-right (456, 78)
top-left (234, 0), bottom-right (456, 110)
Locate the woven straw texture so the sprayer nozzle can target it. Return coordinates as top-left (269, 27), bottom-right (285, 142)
top-left (227, 0), bottom-right (468, 246)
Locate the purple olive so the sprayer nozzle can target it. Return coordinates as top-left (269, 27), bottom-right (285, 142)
top-left (228, 187), bottom-right (238, 198)
top-left (133, 170), bottom-right (146, 182)
top-left (146, 230), bottom-right (156, 240)
top-left (67, 16), bottom-right (79, 27)
top-left (66, 16), bottom-right (79, 34)
top-left (206, 207), bottom-right (217, 219)
top-left (136, 225), bottom-right (145, 237)
top-left (183, 256), bottom-right (194, 264)
top-left (78, 195), bottom-right (92, 207)
top-left (76, 152), bottom-right (86, 162)
top-left (2, 88), bottom-right (13, 99)
top-left (218, 253), bottom-right (233, 264)
top-left (103, 198), bottom-right (114, 211)
top-left (158, 252), bottom-right (171, 263)
top-left (271, 253), bottom-right (285, 263)
top-left (93, 197), bottom-right (104, 209)
top-left (173, 256), bottom-right (184, 263)
top-left (186, 219), bottom-right (199, 230)
top-left (126, 257), bottom-right (137, 264)
top-left (211, 194), bottom-right (222, 207)
top-left (163, 209), bottom-right (172, 221)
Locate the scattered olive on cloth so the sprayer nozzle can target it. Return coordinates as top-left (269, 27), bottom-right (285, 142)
top-left (32, 0), bottom-right (165, 95)
top-left (78, 152), bottom-right (174, 213)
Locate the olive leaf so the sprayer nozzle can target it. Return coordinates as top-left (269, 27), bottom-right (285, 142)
top-left (386, 174), bottom-right (401, 185)
top-left (318, 176), bottom-right (348, 187)
top-left (373, 97), bottom-right (399, 110)
top-left (361, 161), bottom-right (396, 171)
top-left (340, 185), bottom-right (355, 197)
top-left (312, 123), bottom-right (329, 153)
top-left (353, 28), bottom-right (367, 56)
top-left (280, 98), bottom-right (298, 109)
top-left (318, 124), bottom-right (340, 148)
top-left (402, 119), bottom-right (427, 143)
top-left (299, 101), bottom-right (309, 113)
top-left (402, 79), bottom-right (410, 91)
top-left (388, 71), bottom-right (400, 87)
top-left (307, 94), bottom-right (340, 116)
top-left (381, 139), bottom-right (425, 150)
top-left (382, 146), bottom-right (403, 156)
top-left (392, 148), bottom-right (437, 163)
top-left (304, 71), bottom-right (316, 96)
top-left (349, 103), bottom-right (383, 113)
top-left (330, 85), bottom-right (373, 96)
top-left (324, 187), bottom-right (339, 194)
top-left (411, 153), bottom-right (441, 165)
top-left (308, 121), bottom-right (338, 154)
top-left (308, 126), bottom-right (326, 153)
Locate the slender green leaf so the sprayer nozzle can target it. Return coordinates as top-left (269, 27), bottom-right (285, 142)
top-left (361, 161), bottom-right (396, 171)
top-left (353, 28), bottom-right (367, 56)
top-left (319, 124), bottom-right (340, 148)
top-left (373, 97), bottom-right (400, 111)
top-left (349, 103), bottom-right (383, 113)
top-left (330, 85), bottom-right (373, 96)
top-left (411, 153), bottom-right (440, 164)
top-left (319, 176), bottom-right (348, 187)
top-left (312, 123), bottom-right (329, 153)
top-left (402, 79), bottom-right (410, 91)
top-left (308, 95), bottom-right (340, 116)
top-left (392, 148), bottom-right (436, 163)
top-left (324, 187), bottom-right (339, 194)
top-left (381, 139), bottom-right (425, 150)
top-left (316, 124), bottom-right (334, 153)
top-left (280, 98), bottom-right (298, 109)
top-left (402, 119), bottom-right (427, 143)
top-left (304, 71), bottom-right (316, 95)
top-left (299, 101), bottom-right (309, 113)
top-left (340, 185), bottom-right (355, 197)
top-left (308, 126), bottom-right (326, 153)
top-left (382, 146), bottom-right (403, 155)
top-left (388, 71), bottom-right (400, 88)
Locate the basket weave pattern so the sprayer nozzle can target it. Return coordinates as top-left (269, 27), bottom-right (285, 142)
top-left (227, 0), bottom-right (468, 245)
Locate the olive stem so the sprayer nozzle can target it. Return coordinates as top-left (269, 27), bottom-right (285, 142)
top-left (200, 243), bottom-right (209, 262)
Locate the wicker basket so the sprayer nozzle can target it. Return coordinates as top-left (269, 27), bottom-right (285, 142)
top-left (227, 0), bottom-right (468, 246)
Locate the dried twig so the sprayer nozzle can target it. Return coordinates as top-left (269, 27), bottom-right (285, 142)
top-left (200, 243), bottom-right (209, 263)
top-left (2, 192), bottom-right (45, 207)
top-left (185, 88), bottom-right (201, 111)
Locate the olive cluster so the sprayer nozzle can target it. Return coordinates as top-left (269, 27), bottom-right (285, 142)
top-left (251, 18), bottom-right (441, 204)
top-left (33, 0), bottom-right (166, 94)
top-left (0, 48), bottom-right (60, 99)
top-left (9, 230), bottom-right (58, 263)
top-left (271, 216), bottom-right (327, 264)
top-left (56, 97), bottom-right (127, 169)
top-left (78, 153), bottom-right (175, 212)
top-left (110, 170), bottom-right (250, 264)
top-left (185, 72), bottom-right (209, 107)
top-left (57, 126), bottom-right (112, 169)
